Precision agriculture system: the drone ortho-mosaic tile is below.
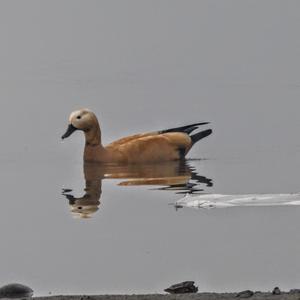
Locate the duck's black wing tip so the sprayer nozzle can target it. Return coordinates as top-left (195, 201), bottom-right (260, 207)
top-left (159, 122), bottom-right (210, 135)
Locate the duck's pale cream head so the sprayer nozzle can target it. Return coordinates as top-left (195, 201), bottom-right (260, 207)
top-left (61, 109), bottom-right (99, 139)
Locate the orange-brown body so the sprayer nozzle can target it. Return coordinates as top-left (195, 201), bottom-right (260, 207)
top-left (84, 132), bottom-right (192, 163)
top-left (62, 109), bottom-right (212, 164)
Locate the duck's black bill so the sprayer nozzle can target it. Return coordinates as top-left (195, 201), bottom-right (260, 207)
top-left (62, 124), bottom-right (78, 139)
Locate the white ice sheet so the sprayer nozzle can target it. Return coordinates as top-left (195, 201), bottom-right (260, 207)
top-left (175, 193), bottom-right (300, 209)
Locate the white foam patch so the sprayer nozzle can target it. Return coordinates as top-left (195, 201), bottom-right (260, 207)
top-left (175, 193), bottom-right (300, 209)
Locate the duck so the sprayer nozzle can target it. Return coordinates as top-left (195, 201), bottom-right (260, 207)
top-left (61, 109), bottom-right (212, 163)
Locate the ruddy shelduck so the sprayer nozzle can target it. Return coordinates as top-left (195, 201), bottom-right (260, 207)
top-left (62, 109), bottom-right (212, 163)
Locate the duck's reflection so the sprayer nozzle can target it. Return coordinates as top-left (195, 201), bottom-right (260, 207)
top-left (62, 160), bottom-right (212, 218)
top-left (63, 179), bottom-right (101, 218)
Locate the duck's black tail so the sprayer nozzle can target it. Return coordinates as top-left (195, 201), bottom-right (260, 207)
top-left (191, 129), bottom-right (212, 145)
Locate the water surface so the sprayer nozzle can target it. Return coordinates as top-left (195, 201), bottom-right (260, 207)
top-left (0, 0), bottom-right (300, 296)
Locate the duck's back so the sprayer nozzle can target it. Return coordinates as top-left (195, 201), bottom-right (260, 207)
top-left (106, 131), bottom-right (158, 148)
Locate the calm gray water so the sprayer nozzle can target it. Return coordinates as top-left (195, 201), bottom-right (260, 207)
top-left (0, 0), bottom-right (300, 296)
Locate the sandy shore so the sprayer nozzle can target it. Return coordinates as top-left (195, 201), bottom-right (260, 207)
top-left (33, 291), bottom-right (300, 300)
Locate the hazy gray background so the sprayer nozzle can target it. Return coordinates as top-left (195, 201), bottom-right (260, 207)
top-left (0, 0), bottom-right (299, 296)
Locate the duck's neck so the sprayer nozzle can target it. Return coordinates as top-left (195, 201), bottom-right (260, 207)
top-left (84, 122), bottom-right (108, 162)
top-left (84, 122), bottom-right (102, 146)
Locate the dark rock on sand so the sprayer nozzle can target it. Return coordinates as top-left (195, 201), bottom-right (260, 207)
top-left (0, 283), bottom-right (33, 298)
top-left (289, 289), bottom-right (300, 294)
top-left (164, 281), bottom-right (198, 294)
top-left (235, 290), bottom-right (254, 298)
top-left (272, 287), bottom-right (281, 295)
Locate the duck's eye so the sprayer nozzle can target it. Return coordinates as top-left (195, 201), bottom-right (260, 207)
top-left (77, 116), bottom-right (81, 119)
